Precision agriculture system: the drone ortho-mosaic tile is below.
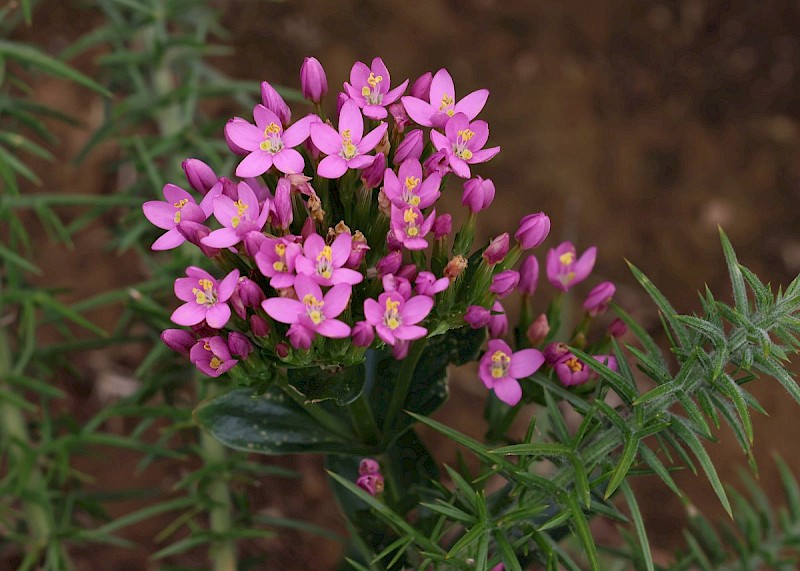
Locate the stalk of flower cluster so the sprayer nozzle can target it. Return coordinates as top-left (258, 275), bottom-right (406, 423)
top-left (380, 338), bottom-right (428, 448)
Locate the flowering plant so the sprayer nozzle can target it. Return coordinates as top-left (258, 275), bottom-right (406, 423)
top-left (145, 57), bottom-right (800, 569)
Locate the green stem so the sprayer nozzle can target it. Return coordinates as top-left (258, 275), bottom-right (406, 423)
top-left (276, 377), bottom-right (354, 440)
top-left (380, 339), bottom-right (427, 448)
top-left (349, 391), bottom-right (379, 447)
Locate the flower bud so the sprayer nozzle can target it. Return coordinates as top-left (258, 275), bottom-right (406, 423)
top-left (356, 473), bottom-right (385, 496)
top-left (488, 301), bottom-right (508, 338)
top-left (433, 214), bottom-right (452, 239)
top-left (397, 264), bottom-right (418, 281)
top-left (609, 317), bottom-right (627, 338)
top-left (423, 149), bottom-right (449, 178)
top-left (275, 342), bottom-right (290, 358)
top-left (361, 152), bottom-right (386, 189)
top-left (237, 277), bottom-right (265, 309)
top-left (161, 329), bottom-right (195, 356)
top-left (336, 92), bottom-right (349, 115)
top-left (250, 314), bottom-right (270, 337)
top-left (346, 231), bottom-right (370, 268)
top-left (359, 458), bottom-right (381, 475)
top-left (482, 233), bottom-right (509, 265)
top-left (273, 178), bottom-right (293, 230)
top-left (583, 281), bottom-right (615, 316)
top-left (376, 251), bottom-right (402, 277)
top-left (388, 102), bottom-right (410, 132)
top-left (300, 57), bottom-right (328, 103)
top-left (546, 242), bottom-right (597, 292)
top-left (394, 129), bottom-right (424, 162)
top-left (544, 341), bottom-right (570, 365)
top-left (244, 230), bottom-right (269, 258)
top-left (386, 230), bottom-right (403, 252)
top-left (181, 159), bottom-right (217, 195)
top-left (415, 271), bottom-right (449, 296)
top-left (224, 118), bottom-right (250, 155)
top-left (464, 305), bottom-right (491, 328)
top-left (411, 71), bottom-right (433, 99)
top-left (518, 255), bottom-right (539, 296)
top-left (261, 81), bottom-right (291, 126)
top-left (526, 314), bottom-right (549, 345)
top-left (227, 332), bottom-right (254, 359)
top-left (444, 255), bottom-right (468, 281)
top-left (392, 339), bottom-right (410, 360)
top-left (352, 321), bottom-right (375, 347)
top-left (177, 221), bottom-right (220, 258)
top-left (383, 274), bottom-right (412, 300)
top-left (301, 216), bottom-right (316, 241)
top-left (462, 176), bottom-right (495, 213)
top-left (287, 323), bottom-right (313, 350)
top-left (489, 270), bottom-right (520, 298)
top-left (515, 212), bottom-right (551, 249)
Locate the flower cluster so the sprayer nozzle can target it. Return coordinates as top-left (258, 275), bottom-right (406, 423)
top-left (145, 56), bottom-right (618, 406)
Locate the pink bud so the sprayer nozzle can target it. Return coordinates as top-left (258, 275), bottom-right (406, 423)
top-left (483, 233), bottom-right (509, 265)
top-left (261, 81), bottom-right (291, 126)
top-left (392, 339), bottom-right (410, 360)
top-left (462, 176), bottom-right (496, 213)
top-left (275, 342), bottom-right (290, 358)
top-left (488, 301), bottom-right (508, 338)
top-left (287, 323), bottom-right (313, 350)
top-left (361, 153), bottom-right (386, 189)
top-left (376, 251), bottom-right (402, 277)
top-left (388, 102), bottom-right (411, 132)
top-left (346, 232), bottom-right (369, 269)
top-left (161, 329), bottom-right (195, 356)
top-left (397, 264), bottom-right (418, 281)
top-left (250, 314), bottom-right (270, 337)
top-left (526, 314), bottom-right (549, 346)
top-left (423, 149), bottom-right (449, 178)
top-left (608, 318), bottom-right (627, 338)
top-left (394, 129), bottom-right (424, 163)
top-left (518, 255), bottom-right (539, 296)
top-left (544, 342), bottom-right (570, 365)
top-left (383, 274), bottom-right (412, 300)
top-left (515, 212), bottom-right (550, 250)
top-left (228, 332), bottom-right (254, 359)
top-left (386, 230), bottom-right (403, 252)
top-left (273, 178), bottom-right (293, 230)
top-left (181, 159), bottom-right (217, 195)
top-left (359, 458), bottom-right (381, 475)
top-left (352, 321), bottom-right (375, 347)
top-left (237, 277), bottom-right (265, 308)
top-left (356, 473), bottom-right (385, 496)
top-left (583, 281), bottom-right (616, 317)
top-left (464, 305), bottom-right (491, 328)
top-left (415, 271), bottom-right (449, 296)
top-left (301, 216), bottom-right (316, 241)
top-left (224, 118), bottom-right (250, 155)
top-left (300, 57), bottom-right (328, 103)
top-left (433, 214), bottom-right (452, 239)
top-left (336, 92), bottom-right (349, 115)
top-left (411, 72), bottom-right (433, 100)
top-left (177, 221), bottom-right (220, 258)
top-left (489, 270), bottom-right (520, 298)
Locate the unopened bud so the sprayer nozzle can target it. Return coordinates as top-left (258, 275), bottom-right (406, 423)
top-left (182, 159), bottom-right (217, 195)
top-left (352, 321), bottom-right (375, 347)
top-left (228, 332), bottom-right (254, 360)
top-left (275, 342), bottom-right (290, 358)
top-left (526, 314), bottom-right (550, 345)
top-left (346, 231), bottom-right (369, 268)
top-left (361, 153), bottom-right (386, 189)
top-left (250, 315), bottom-right (270, 337)
top-left (300, 57), bottom-right (328, 104)
top-left (410, 71), bottom-right (433, 99)
top-left (608, 318), bottom-right (627, 338)
top-left (161, 329), bottom-right (195, 356)
top-left (394, 129), bottom-right (424, 163)
top-left (433, 214), bottom-right (452, 239)
top-left (261, 81), bottom-right (291, 126)
top-left (482, 233), bottom-right (509, 265)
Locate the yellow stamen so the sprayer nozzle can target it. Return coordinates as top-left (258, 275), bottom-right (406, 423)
top-left (264, 122), bottom-right (281, 135)
top-left (439, 94), bottom-right (454, 111)
top-left (458, 129), bottom-right (475, 141)
top-left (174, 211), bottom-right (182, 224)
top-left (409, 196), bottom-right (421, 206)
top-left (273, 261), bottom-right (286, 272)
top-left (559, 252), bottom-right (575, 265)
top-left (460, 149), bottom-right (473, 160)
top-left (361, 86), bottom-right (371, 96)
top-left (404, 176), bottom-right (420, 191)
top-left (203, 342), bottom-right (211, 351)
top-left (308, 311), bottom-right (323, 324)
top-left (231, 216), bottom-right (240, 228)
top-left (367, 72), bottom-right (383, 88)
top-left (403, 208), bottom-right (418, 223)
top-left (386, 317), bottom-right (400, 329)
top-left (234, 200), bottom-right (248, 216)
top-left (173, 199), bottom-right (189, 209)
top-left (565, 357), bottom-right (582, 373)
top-left (259, 140), bottom-right (272, 152)
top-left (193, 289), bottom-right (207, 304)
top-left (209, 356), bottom-right (223, 370)
top-left (446, 109), bottom-right (455, 117)
top-left (198, 279), bottom-right (214, 291)
top-left (275, 243), bottom-right (286, 256)
top-left (317, 246), bottom-right (332, 262)
top-left (490, 350), bottom-right (511, 378)
top-left (407, 227), bottom-right (419, 237)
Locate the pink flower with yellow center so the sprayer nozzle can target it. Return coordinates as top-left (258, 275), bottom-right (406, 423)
top-left (254, 237), bottom-right (302, 289)
top-left (363, 291), bottom-right (433, 346)
top-left (171, 267), bottom-right (240, 329)
top-left (202, 182), bottom-right (271, 249)
top-left (382, 158), bottom-right (441, 210)
top-left (262, 275), bottom-right (352, 341)
top-left (390, 205), bottom-right (436, 251)
top-left (401, 68), bottom-right (489, 128)
top-left (142, 183), bottom-right (215, 250)
top-left (478, 339), bottom-right (544, 406)
top-left (225, 105), bottom-right (318, 178)
top-left (295, 232), bottom-right (364, 286)
top-left (344, 57), bottom-right (409, 120)
top-left (430, 113), bottom-right (500, 179)
top-left (545, 241), bottom-right (597, 292)
top-left (310, 99), bottom-right (388, 178)
top-left (189, 336), bottom-right (237, 377)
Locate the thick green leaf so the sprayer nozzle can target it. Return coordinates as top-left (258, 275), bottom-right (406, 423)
top-left (287, 363), bottom-right (365, 405)
top-left (719, 227), bottom-right (749, 315)
top-left (194, 387), bottom-right (357, 455)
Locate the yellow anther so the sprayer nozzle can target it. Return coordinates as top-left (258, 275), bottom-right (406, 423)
top-left (273, 261), bottom-right (286, 272)
top-left (260, 140), bottom-right (272, 152)
top-left (198, 279), bottom-right (214, 291)
top-left (403, 208), bottom-right (418, 223)
top-left (407, 227), bottom-right (419, 237)
top-left (209, 356), bottom-right (223, 370)
top-left (275, 243), bottom-right (286, 256)
top-left (231, 216), bottom-right (240, 228)
top-left (491, 350), bottom-right (511, 364)
top-left (385, 298), bottom-right (400, 312)
top-left (194, 289), bottom-right (207, 304)
top-left (234, 200), bottom-right (248, 216)
top-left (559, 252), bottom-right (575, 265)
top-left (565, 357), bottom-right (582, 373)
top-left (446, 109), bottom-right (455, 117)
top-left (173, 198), bottom-right (189, 209)
top-left (386, 317), bottom-right (400, 329)
top-left (342, 129), bottom-right (352, 139)
top-left (361, 86), bottom-right (371, 97)
top-left (439, 94), bottom-right (454, 110)
top-left (409, 195), bottom-right (421, 206)
top-left (203, 342), bottom-right (211, 351)
top-left (174, 211), bottom-right (182, 224)
top-left (303, 294), bottom-right (324, 307)
top-left (457, 129), bottom-right (475, 141)
top-left (367, 72), bottom-right (383, 88)
top-left (460, 149), bottom-right (473, 160)
top-left (490, 350), bottom-right (511, 378)
top-left (404, 176), bottom-right (420, 191)
top-left (264, 122), bottom-right (281, 135)
top-left (317, 246), bottom-right (333, 262)
top-left (308, 310), bottom-right (323, 324)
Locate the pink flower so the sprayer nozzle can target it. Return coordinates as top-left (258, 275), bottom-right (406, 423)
top-left (488, 301), bottom-right (508, 338)
top-left (172, 267), bottom-right (239, 329)
top-left (518, 256), bottom-right (539, 296)
top-left (300, 57), bottom-right (328, 103)
top-left (401, 68), bottom-right (489, 128)
top-left (295, 232), bottom-right (364, 287)
top-left (462, 176), bottom-right (495, 213)
top-left (255, 237), bottom-right (302, 289)
top-left (359, 458), bottom-right (381, 475)
top-left (546, 242), bottom-right (597, 292)
top-left (202, 182), bottom-right (271, 249)
top-left (262, 275), bottom-right (352, 341)
top-left (142, 183), bottom-right (214, 250)
top-left (583, 281), bottom-right (615, 316)
top-left (383, 159), bottom-right (441, 209)
top-left (555, 354), bottom-right (591, 387)
top-left (394, 129), bottom-right (424, 163)
top-left (344, 57), bottom-right (409, 120)
top-left (515, 213), bottom-right (550, 250)
top-left (390, 205), bottom-right (436, 250)
top-left (415, 271), bottom-right (449, 296)
top-left (190, 336), bottom-right (238, 377)
top-left (364, 291), bottom-right (433, 346)
top-left (225, 106), bottom-right (317, 178)
top-left (361, 152), bottom-right (386, 189)
top-left (430, 113), bottom-right (500, 179)
top-left (310, 99), bottom-right (388, 178)
top-left (479, 339), bottom-right (544, 406)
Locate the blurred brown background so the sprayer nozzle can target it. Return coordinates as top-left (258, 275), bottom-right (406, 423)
top-left (13, 0), bottom-right (800, 568)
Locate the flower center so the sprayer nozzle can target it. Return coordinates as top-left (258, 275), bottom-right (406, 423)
top-left (316, 245), bottom-right (334, 279)
top-left (490, 350), bottom-right (511, 379)
top-left (230, 200), bottom-right (249, 228)
top-left (559, 251), bottom-right (575, 265)
top-left (340, 129), bottom-right (358, 159)
top-left (453, 128), bottom-right (475, 160)
top-left (192, 278), bottom-right (217, 306)
top-left (272, 243), bottom-right (287, 272)
top-left (402, 176), bottom-right (422, 206)
top-left (564, 357), bottom-right (583, 373)
top-left (303, 293), bottom-right (325, 325)
top-left (209, 356), bottom-right (223, 370)
top-left (403, 207), bottom-right (420, 237)
top-left (259, 122), bottom-right (284, 153)
top-left (383, 298), bottom-right (402, 330)
top-left (360, 72), bottom-right (384, 105)
top-left (173, 198), bottom-right (189, 223)
top-left (439, 93), bottom-right (454, 113)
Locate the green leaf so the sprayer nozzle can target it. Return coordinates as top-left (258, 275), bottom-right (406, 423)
top-left (287, 363), bottom-right (365, 406)
top-left (627, 260), bottom-right (689, 348)
top-left (565, 494), bottom-right (600, 570)
top-left (194, 387), bottom-right (357, 455)
top-left (719, 227), bottom-right (749, 314)
top-left (604, 435), bottom-right (639, 499)
top-left (620, 481), bottom-right (655, 571)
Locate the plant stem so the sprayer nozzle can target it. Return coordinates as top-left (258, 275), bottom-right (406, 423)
top-left (380, 339), bottom-right (427, 448)
top-left (349, 391), bottom-right (379, 446)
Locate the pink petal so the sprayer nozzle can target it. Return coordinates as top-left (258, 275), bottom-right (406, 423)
top-left (383, 79), bottom-right (409, 105)
top-left (401, 295), bottom-right (433, 325)
top-left (201, 227), bottom-right (240, 248)
top-left (363, 298), bottom-right (383, 325)
top-left (331, 267), bottom-right (364, 285)
top-left (151, 228), bottom-right (186, 250)
top-left (375, 324), bottom-right (396, 345)
top-left (205, 303), bottom-right (232, 329)
top-left (309, 123), bottom-right (343, 155)
top-left (429, 68), bottom-right (456, 107)
top-left (174, 277), bottom-right (199, 301)
top-left (262, 297), bottom-right (303, 324)
top-left (400, 96), bottom-right (435, 127)
top-left (162, 183), bottom-right (192, 204)
top-left (236, 151), bottom-right (272, 178)
top-left (468, 120), bottom-right (490, 150)
top-left (394, 324), bottom-right (427, 340)
top-left (493, 377), bottom-right (522, 406)
top-left (509, 348), bottom-right (545, 379)
top-left (429, 130), bottom-right (450, 152)
top-left (225, 120), bottom-right (263, 151)
top-left (349, 61), bottom-right (371, 89)
top-left (317, 319), bottom-right (351, 338)
top-left (282, 114), bottom-right (316, 147)
top-left (357, 122), bottom-right (388, 154)
top-left (363, 105), bottom-right (388, 120)
top-left (273, 149), bottom-right (305, 174)
top-left (217, 269), bottom-right (240, 301)
top-left (454, 89), bottom-right (489, 120)
top-left (294, 256), bottom-right (317, 277)
top-left (293, 274), bottom-right (323, 301)
top-left (171, 302), bottom-right (206, 326)
top-left (302, 233), bottom-right (325, 259)
top-left (449, 156), bottom-right (471, 178)
top-left (469, 147), bottom-right (501, 164)
top-left (330, 232), bottom-right (352, 266)
top-left (253, 104), bottom-right (281, 130)
top-left (339, 99), bottom-right (364, 142)
top-left (346, 155), bottom-right (375, 171)
top-left (236, 181), bottom-right (259, 215)
top-left (444, 113), bottom-right (470, 141)
top-left (371, 57), bottom-right (390, 86)
top-left (322, 283), bottom-right (352, 318)
top-left (317, 155), bottom-right (348, 178)
top-left (143, 201), bottom-right (177, 230)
